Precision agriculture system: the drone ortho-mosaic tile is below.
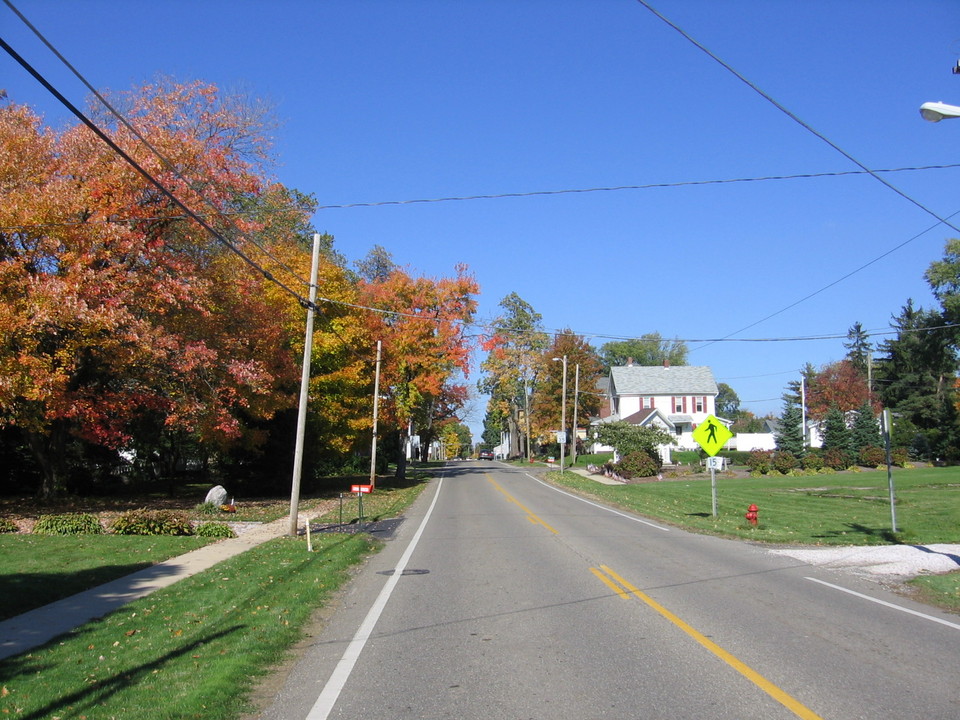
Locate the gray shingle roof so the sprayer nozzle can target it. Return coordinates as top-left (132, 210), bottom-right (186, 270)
top-left (610, 365), bottom-right (718, 396)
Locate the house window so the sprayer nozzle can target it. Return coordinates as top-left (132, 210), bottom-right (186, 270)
top-left (695, 397), bottom-right (704, 413)
top-left (673, 396), bottom-right (686, 413)
top-left (642, 397), bottom-right (654, 410)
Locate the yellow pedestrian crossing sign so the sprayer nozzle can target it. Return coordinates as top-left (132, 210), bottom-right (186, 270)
top-left (692, 415), bottom-right (732, 456)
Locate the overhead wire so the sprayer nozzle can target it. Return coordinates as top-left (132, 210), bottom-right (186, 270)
top-left (4, 3), bottom-right (956, 359)
top-left (634, 0), bottom-right (960, 351)
top-left (5, 163), bottom-right (960, 234)
top-left (3, 0), bottom-right (311, 290)
top-left (0, 35), bottom-right (312, 308)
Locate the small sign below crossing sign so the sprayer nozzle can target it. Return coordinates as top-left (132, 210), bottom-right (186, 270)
top-left (692, 415), bottom-right (732, 457)
top-left (350, 484), bottom-right (372, 494)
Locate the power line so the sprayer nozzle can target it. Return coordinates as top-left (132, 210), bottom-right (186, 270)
top-left (0, 35), bottom-right (310, 307)
top-left (4, 0), bottom-right (311, 290)
top-left (635, 0), bottom-right (960, 351)
top-left (7, 163), bottom-right (958, 233)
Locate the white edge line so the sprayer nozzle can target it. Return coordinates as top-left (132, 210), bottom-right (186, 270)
top-left (306, 475), bottom-right (445, 720)
top-left (525, 472), bottom-right (671, 532)
top-left (805, 576), bottom-right (960, 631)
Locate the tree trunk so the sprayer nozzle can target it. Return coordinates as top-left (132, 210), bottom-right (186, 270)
top-left (508, 409), bottom-right (521, 458)
top-left (26, 424), bottom-right (68, 500)
top-left (394, 428), bottom-right (407, 481)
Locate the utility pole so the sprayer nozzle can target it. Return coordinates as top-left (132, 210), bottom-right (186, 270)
top-left (553, 355), bottom-right (568, 473)
top-left (571, 363), bottom-right (580, 466)
top-left (288, 233), bottom-right (322, 537)
top-left (369, 340), bottom-right (382, 488)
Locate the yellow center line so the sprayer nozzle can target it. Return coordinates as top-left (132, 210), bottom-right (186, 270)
top-left (590, 567), bottom-right (631, 599)
top-left (487, 477), bottom-right (558, 534)
top-left (595, 565), bottom-right (823, 720)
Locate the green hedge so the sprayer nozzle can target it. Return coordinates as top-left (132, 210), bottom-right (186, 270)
top-left (33, 513), bottom-right (104, 535)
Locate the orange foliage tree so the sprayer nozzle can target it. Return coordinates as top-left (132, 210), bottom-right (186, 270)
top-left (359, 264), bottom-right (478, 478)
top-left (529, 331), bottom-right (602, 454)
top-left (0, 83), bottom-right (308, 497)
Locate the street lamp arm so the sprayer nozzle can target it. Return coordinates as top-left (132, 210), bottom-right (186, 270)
top-left (920, 101), bottom-right (960, 122)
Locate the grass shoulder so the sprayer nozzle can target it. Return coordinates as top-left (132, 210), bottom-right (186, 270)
top-left (544, 465), bottom-right (960, 546)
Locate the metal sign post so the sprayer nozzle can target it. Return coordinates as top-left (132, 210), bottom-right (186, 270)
top-left (882, 409), bottom-right (898, 533)
top-left (692, 415), bottom-right (733, 518)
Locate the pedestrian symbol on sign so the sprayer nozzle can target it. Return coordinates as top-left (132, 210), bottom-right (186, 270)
top-left (692, 415), bottom-right (732, 456)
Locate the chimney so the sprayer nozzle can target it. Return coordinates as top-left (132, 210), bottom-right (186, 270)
top-left (626, 357), bottom-right (634, 367)
top-left (663, 358), bottom-right (670, 368)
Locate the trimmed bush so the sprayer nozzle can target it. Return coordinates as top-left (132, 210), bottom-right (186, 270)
top-left (772, 451), bottom-right (799, 474)
top-left (33, 513), bottom-right (103, 535)
top-left (615, 451), bottom-right (661, 479)
top-left (0, 518), bottom-right (19, 533)
top-left (801, 452), bottom-right (824, 471)
top-left (110, 508), bottom-right (193, 536)
top-left (823, 448), bottom-right (852, 471)
top-left (892, 447), bottom-right (910, 467)
top-left (859, 445), bottom-right (886, 468)
top-left (195, 522), bottom-right (236, 539)
top-left (745, 450), bottom-right (773, 474)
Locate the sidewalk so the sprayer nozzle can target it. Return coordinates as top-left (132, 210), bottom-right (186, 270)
top-left (0, 515), bottom-right (301, 661)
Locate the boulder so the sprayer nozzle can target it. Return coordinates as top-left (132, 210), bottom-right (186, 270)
top-left (204, 485), bottom-right (229, 506)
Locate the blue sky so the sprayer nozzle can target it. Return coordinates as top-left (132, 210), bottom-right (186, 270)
top-left (3, 0), bottom-right (960, 439)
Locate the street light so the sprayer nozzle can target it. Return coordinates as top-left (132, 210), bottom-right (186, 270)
top-left (552, 355), bottom-right (567, 473)
top-left (919, 101), bottom-right (960, 122)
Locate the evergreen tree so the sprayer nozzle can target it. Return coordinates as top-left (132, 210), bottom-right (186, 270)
top-left (875, 300), bottom-right (957, 435)
top-left (821, 406), bottom-right (851, 454)
top-left (843, 322), bottom-right (873, 376)
top-left (774, 400), bottom-right (805, 456)
top-left (850, 401), bottom-right (882, 453)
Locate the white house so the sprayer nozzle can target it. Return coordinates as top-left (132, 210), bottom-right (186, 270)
top-left (598, 362), bottom-right (723, 451)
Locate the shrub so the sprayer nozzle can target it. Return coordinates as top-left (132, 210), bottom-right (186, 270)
top-left (194, 502), bottom-right (220, 517)
top-left (892, 447), bottom-right (910, 467)
top-left (0, 518), bottom-right (19, 533)
top-left (110, 508), bottom-right (193, 536)
top-left (195, 522), bottom-right (236, 539)
top-left (745, 450), bottom-right (772, 474)
top-left (823, 448), bottom-right (852, 471)
top-left (859, 445), bottom-right (886, 468)
top-left (801, 452), bottom-right (824, 471)
top-left (718, 450), bottom-right (752, 466)
top-left (33, 513), bottom-right (103, 535)
top-left (614, 451), bottom-right (661, 480)
top-left (772, 451), bottom-right (798, 474)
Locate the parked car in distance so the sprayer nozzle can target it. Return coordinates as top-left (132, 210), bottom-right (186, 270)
top-left (478, 449), bottom-right (495, 460)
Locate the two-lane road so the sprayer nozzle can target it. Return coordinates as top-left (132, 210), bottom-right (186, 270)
top-left (259, 462), bottom-right (960, 719)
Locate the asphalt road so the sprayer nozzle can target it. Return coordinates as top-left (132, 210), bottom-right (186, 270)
top-left (258, 461), bottom-right (960, 719)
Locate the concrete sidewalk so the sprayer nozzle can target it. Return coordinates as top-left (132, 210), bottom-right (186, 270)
top-left (0, 515), bottom-right (299, 661)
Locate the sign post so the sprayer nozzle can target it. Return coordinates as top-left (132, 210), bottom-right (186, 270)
top-left (692, 415), bottom-right (733, 518)
top-left (351, 484), bottom-right (372, 529)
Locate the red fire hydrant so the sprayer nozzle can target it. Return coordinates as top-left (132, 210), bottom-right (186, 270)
top-left (745, 504), bottom-right (759, 526)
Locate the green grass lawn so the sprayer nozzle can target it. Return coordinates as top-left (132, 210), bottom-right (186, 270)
top-left (0, 533), bottom-right (376, 720)
top-left (0, 478), bottom-right (430, 719)
top-left (0, 535), bottom-right (214, 621)
top-left (549, 465), bottom-right (960, 546)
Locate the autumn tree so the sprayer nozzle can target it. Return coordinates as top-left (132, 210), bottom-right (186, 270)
top-left (0, 83), bottom-right (312, 497)
top-left (805, 360), bottom-right (874, 421)
top-left (478, 293), bottom-right (548, 460)
top-left (359, 264), bottom-right (478, 479)
top-left (529, 331), bottom-right (602, 457)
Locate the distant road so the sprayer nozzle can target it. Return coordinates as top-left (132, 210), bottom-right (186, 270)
top-left (259, 461), bottom-right (960, 719)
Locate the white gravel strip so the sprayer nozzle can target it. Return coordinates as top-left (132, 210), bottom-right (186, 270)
top-left (769, 544), bottom-right (960, 579)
